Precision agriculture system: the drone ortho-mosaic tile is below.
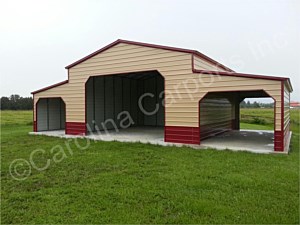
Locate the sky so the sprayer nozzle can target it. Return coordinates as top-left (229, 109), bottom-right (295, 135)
top-left (0, 0), bottom-right (299, 102)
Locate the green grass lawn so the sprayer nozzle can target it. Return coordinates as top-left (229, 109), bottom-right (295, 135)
top-left (240, 108), bottom-right (274, 130)
top-left (240, 122), bottom-right (273, 130)
top-left (1, 109), bottom-right (299, 224)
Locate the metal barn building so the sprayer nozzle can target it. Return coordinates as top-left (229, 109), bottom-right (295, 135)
top-left (32, 39), bottom-right (293, 152)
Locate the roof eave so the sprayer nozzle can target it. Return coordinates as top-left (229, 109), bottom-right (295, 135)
top-left (31, 80), bottom-right (68, 95)
top-left (193, 69), bottom-right (291, 82)
top-left (285, 78), bottom-right (293, 92)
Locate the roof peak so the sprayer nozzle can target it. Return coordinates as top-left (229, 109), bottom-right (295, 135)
top-left (65, 39), bottom-right (234, 72)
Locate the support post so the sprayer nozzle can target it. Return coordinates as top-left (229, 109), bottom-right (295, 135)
top-left (234, 94), bottom-right (240, 130)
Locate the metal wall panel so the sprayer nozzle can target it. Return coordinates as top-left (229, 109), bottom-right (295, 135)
top-left (48, 98), bottom-right (61, 130)
top-left (85, 73), bottom-right (165, 131)
top-left (144, 77), bottom-right (157, 126)
top-left (122, 78), bottom-right (131, 116)
top-left (130, 79), bottom-right (138, 126)
top-left (37, 99), bottom-right (48, 131)
top-left (94, 76), bottom-right (105, 130)
top-left (114, 76), bottom-right (123, 128)
top-left (200, 95), bottom-right (233, 140)
top-left (104, 76), bottom-right (115, 130)
top-left (137, 79), bottom-right (144, 126)
top-left (37, 98), bottom-right (65, 131)
top-left (60, 100), bottom-right (66, 129)
top-left (86, 78), bottom-right (94, 131)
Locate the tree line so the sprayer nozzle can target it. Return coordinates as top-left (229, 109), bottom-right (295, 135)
top-left (1, 95), bottom-right (33, 110)
top-left (240, 100), bottom-right (274, 108)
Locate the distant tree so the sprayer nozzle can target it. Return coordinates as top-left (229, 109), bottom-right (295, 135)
top-left (240, 100), bottom-right (246, 108)
top-left (1, 97), bottom-right (10, 109)
top-left (261, 102), bottom-right (274, 108)
top-left (252, 101), bottom-right (260, 108)
top-left (240, 100), bottom-right (273, 109)
top-left (22, 97), bottom-right (33, 110)
top-left (246, 100), bottom-right (251, 108)
top-left (0, 95), bottom-right (33, 110)
top-left (10, 94), bottom-right (20, 109)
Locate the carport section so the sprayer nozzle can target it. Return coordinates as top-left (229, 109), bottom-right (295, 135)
top-left (36, 98), bottom-right (66, 131)
top-left (199, 90), bottom-right (274, 139)
top-left (199, 90), bottom-right (276, 152)
top-left (85, 70), bottom-right (165, 134)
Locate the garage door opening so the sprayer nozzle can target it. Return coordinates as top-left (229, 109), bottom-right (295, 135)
top-left (199, 90), bottom-right (276, 153)
top-left (36, 98), bottom-right (66, 132)
top-left (85, 70), bottom-right (164, 140)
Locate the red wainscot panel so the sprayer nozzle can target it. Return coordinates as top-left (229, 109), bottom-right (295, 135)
top-left (66, 122), bottom-right (86, 135)
top-left (274, 130), bottom-right (284, 152)
top-left (165, 126), bottom-right (200, 145)
top-left (33, 121), bottom-right (37, 132)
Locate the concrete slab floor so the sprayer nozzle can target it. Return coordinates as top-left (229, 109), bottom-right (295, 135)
top-left (29, 127), bottom-right (277, 154)
top-left (200, 130), bottom-right (275, 154)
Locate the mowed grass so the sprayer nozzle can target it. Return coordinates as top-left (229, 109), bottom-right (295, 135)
top-left (1, 109), bottom-right (299, 224)
top-left (0, 110), bottom-right (32, 125)
top-left (240, 108), bottom-right (300, 131)
top-left (240, 108), bottom-right (274, 130)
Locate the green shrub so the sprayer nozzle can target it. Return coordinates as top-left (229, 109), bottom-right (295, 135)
top-left (251, 117), bottom-right (266, 125)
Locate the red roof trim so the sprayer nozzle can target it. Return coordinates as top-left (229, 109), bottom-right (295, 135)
top-left (31, 80), bottom-right (68, 94)
top-left (65, 39), bottom-right (234, 72)
top-left (65, 39), bottom-right (120, 69)
top-left (193, 51), bottom-right (234, 72)
top-left (193, 68), bottom-right (292, 85)
top-left (282, 78), bottom-right (293, 92)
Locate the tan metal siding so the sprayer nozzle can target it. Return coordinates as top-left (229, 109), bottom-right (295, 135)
top-left (34, 43), bottom-right (191, 123)
top-left (284, 84), bottom-right (290, 129)
top-left (193, 55), bottom-right (227, 72)
top-left (33, 42), bottom-right (283, 132)
top-left (283, 82), bottom-right (291, 151)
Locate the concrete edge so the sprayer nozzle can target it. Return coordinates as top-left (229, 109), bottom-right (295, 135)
top-left (29, 131), bottom-right (279, 155)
